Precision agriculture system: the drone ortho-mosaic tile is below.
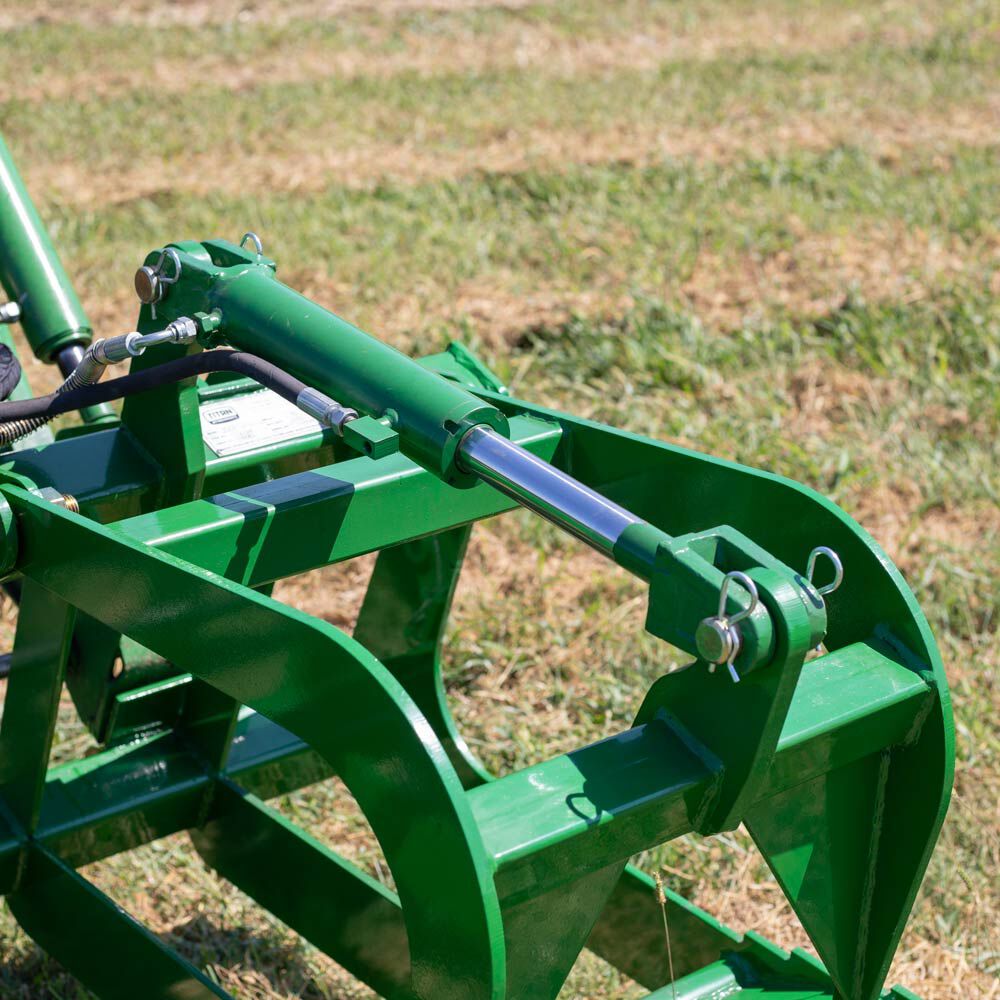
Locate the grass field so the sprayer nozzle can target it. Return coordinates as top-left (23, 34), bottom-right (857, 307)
top-left (0, 1), bottom-right (998, 997)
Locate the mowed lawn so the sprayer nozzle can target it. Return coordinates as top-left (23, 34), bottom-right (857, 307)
top-left (0, 1), bottom-right (997, 997)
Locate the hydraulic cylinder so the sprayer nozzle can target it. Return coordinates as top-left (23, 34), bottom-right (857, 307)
top-left (0, 134), bottom-right (91, 363)
top-left (209, 265), bottom-right (508, 480)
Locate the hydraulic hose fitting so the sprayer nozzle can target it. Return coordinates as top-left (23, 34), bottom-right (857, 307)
top-left (296, 386), bottom-right (359, 435)
top-left (82, 317), bottom-right (199, 374)
top-left (88, 333), bottom-right (145, 368)
top-left (0, 317), bottom-right (200, 448)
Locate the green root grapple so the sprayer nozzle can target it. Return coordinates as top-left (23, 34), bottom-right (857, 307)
top-left (0, 132), bottom-right (953, 999)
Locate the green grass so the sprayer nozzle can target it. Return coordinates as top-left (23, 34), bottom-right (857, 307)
top-left (5, 33), bottom-right (996, 166)
top-left (0, 0), bottom-right (998, 997)
top-left (3, 0), bottom-right (985, 95)
top-left (17, 143), bottom-right (1000, 346)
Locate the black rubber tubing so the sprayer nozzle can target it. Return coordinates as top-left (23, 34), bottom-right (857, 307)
top-left (0, 350), bottom-right (310, 423)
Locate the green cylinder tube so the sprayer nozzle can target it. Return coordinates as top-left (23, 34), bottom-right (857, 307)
top-left (209, 266), bottom-right (508, 480)
top-left (0, 133), bottom-right (91, 362)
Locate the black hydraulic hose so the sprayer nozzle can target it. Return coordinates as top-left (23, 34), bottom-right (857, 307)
top-left (0, 350), bottom-right (309, 425)
top-left (0, 343), bottom-right (112, 446)
top-left (0, 350), bottom-right (318, 671)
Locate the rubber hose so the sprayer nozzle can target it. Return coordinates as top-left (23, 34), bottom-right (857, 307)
top-left (0, 350), bottom-right (309, 426)
top-left (0, 346), bottom-right (106, 446)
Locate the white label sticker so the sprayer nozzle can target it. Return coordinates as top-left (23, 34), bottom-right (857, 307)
top-left (200, 389), bottom-right (323, 457)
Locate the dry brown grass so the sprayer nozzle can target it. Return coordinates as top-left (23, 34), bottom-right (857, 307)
top-left (1, 0), bottom-right (997, 996)
top-left (0, 0), bottom-right (928, 41)
top-left (682, 222), bottom-right (1000, 329)
top-left (4, 220), bottom-right (985, 382)
top-left (0, 0), bottom-right (536, 30)
top-left (29, 102), bottom-right (1000, 210)
top-left (9, 6), bottom-right (912, 104)
top-left (293, 220), bottom-right (999, 350)
top-left (272, 555), bottom-right (376, 627)
top-left (13, 218), bottom-right (994, 408)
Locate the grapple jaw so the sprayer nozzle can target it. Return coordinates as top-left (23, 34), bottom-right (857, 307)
top-left (0, 232), bottom-right (953, 1000)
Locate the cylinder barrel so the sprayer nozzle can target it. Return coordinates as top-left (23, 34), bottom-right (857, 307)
top-left (205, 263), bottom-right (666, 565)
top-left (0, 133), bottom-right (92, 362)
top-left (210, 267), bottom-right (507, 479)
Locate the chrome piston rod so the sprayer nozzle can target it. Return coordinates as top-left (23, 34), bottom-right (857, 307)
top-left (458, 425), bottom-right (792, 678)
top-left (457, 425), bottom-right (644, 558)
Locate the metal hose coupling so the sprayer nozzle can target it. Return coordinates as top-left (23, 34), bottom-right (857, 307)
top-left (296, 386), bottom-right (359, 435)
top-left (0, 317), bottom-right (199, 447)
top-left (86, 316), bottom-right (199, 373)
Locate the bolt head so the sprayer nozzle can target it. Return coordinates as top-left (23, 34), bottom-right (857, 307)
top-left (696, 617), bottom-right (734, 664)
top-left (134, 266), bottom-right (161, 304)
top-left (0, 300), bottom-right (21, 324)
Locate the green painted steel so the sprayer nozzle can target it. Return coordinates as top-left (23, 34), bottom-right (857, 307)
top-left (0, 135), bottom-right (91, 362)
top-left (137, 238), bottom-right (510, 483)
top-left (0, 580), bottom-right (75, 831)
top-left (0, 228), bottom-right (954, 1000)
top-left (9, 845), bottom-right (229, 1000)
top-left (0, 134), bottom-right (115, 429)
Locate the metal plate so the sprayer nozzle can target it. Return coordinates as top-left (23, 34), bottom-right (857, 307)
top-left (200, 388), bottom-right (322, 457)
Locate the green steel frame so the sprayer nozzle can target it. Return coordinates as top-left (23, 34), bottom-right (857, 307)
top-left (0, 138), bottom-right (953, 1000)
